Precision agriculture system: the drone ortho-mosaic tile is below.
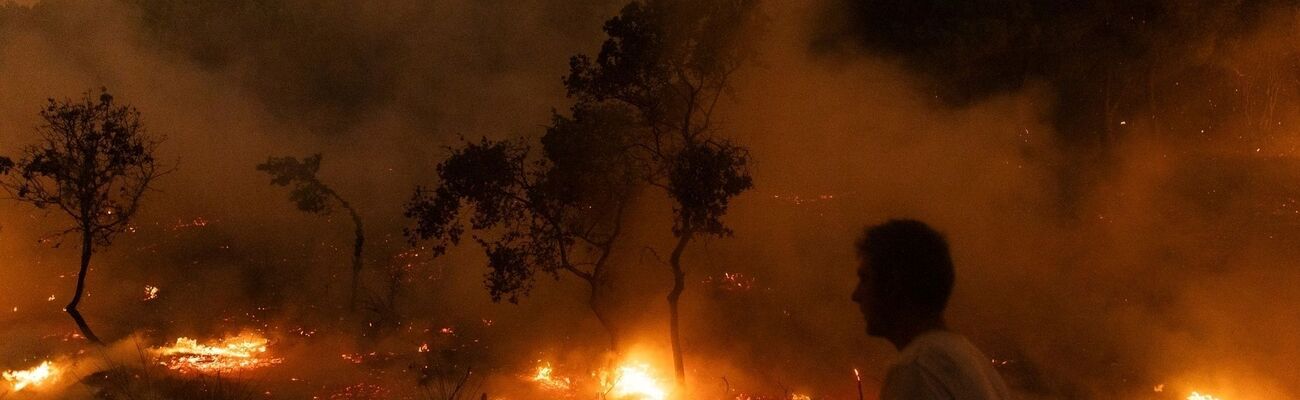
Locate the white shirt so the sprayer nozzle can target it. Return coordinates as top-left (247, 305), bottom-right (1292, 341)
top-left (880, 330), bottom-right (1012, 400)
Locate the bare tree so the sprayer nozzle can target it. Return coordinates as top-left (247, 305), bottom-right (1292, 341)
top-left (257, 154), bottom-right (366, 311)
top-left (563, 0), bottom-right (759, 386)
top-left (0, 89), bottom-right (166, 344)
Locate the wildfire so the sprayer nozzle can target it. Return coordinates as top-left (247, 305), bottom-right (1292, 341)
top-left (2, 361), bottom-right (58, 392)
top-left (529, 362), bottom-right (572, 391)
top-left (153, 332), bottom-right (283, 373)
top-left (1188, 392), bottom-right (1223, 400)
top-left (603, 362), bottom-right (669, 400)
top-left (526, 358), bottom-right (667, 400)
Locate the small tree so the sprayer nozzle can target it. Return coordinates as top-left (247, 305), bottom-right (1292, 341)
top-left (404, 103), bottom-right (641, 351)
top-left (0, 89), bottom-right (166, 344)
top-left (564, 0), bottom-right (758, 385)
top-left (257, 154), bottom-right (366, 311)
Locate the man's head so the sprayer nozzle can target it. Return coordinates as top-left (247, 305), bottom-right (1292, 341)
top-left (852, 219), bottom-right (954, 339)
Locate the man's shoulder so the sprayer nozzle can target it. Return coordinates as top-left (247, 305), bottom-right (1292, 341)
top-left (887, 331), bottom-right (1012, 400)
top-left (882, 361), bottom-right (948, 400)
top-left (899, 331), bottom-right (978, 366)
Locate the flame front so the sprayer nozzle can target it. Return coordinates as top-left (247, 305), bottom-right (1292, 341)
top-left (529, 362), bottom-right (572, 391)
top-left (153, 332), bottom-right (283, 373)
top-left (2, 361), bottom-right (57, 392)
top-left (604, 362), bottom-right (668, 400)
top-left (1188, 392), bottom-right (1223, 400)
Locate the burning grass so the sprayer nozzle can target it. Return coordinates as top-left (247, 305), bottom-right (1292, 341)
top-left (529, 362), bottom-right (572, 392)
top-left (600, 362), bottom-right (669, 400)
top-left (2, 360), bottom-right (58, 392)
top-left (525, 357), bottom-right (671, 400)
top-left (152, 332), bottom-right (283, 374)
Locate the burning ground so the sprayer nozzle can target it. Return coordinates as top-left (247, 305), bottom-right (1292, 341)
top-left (2, 0), bottom-right (1300, 399)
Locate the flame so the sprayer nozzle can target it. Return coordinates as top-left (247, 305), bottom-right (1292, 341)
top-left (1188, 392), bottom-right (1223, 400)
top-left (529, 362), bottom-right (572, 391)
top-left (603, 361), bottom-right (669, 400)
top-left (153, 332), bottom-right (283, 373)
top-left (143, 285), bottom-right (159, 301)
top-left (3, 361), bottom-right (58, 392)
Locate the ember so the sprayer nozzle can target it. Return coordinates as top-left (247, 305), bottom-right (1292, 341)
top-left (705, 272), bottom-right (757, 293)
top-left (2, 361), bottom-right (58, 392)
top-left (153, 332), bottom-right (283, 373)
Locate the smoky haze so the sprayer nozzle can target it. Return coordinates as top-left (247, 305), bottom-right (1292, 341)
top-left (0, 0), bottom-right (1297, 399)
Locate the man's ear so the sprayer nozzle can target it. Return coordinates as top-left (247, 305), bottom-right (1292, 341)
top-left (874, 269), bottom-right (901, 301)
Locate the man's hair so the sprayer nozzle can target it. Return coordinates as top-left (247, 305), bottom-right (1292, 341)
top-left (856, 219), bottom-right (954, 316)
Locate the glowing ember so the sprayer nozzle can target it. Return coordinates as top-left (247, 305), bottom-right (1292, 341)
top-left (144, 285), bottom-right (159, 301)
top-left (704, 272), bottom-right (756, 292)
top-left (1188, 392), bottom-right (1223, 400)
top-left (171, 216), bottom-right (210, 230)
top-left (791, 394), bottom-right (812, 400)
top-left (529, 362), bottom-right (572, 391)
top-left (603, 362), bottom-right (668, 400)
top-left (153, 332), bottom-right (283, 373)
top-left (3, 361), bottom-right (57, 392)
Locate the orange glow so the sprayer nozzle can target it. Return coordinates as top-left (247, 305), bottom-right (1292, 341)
top-left (602, 361), bottom-right (669, 400)
top-left (2, 361), bottom-right (58, 392)
top-left (153, 332), bottom-right (283, 373)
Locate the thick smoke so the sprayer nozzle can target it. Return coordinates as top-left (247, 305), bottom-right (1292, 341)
top-left (0, 0), bottom-right (1298, 399)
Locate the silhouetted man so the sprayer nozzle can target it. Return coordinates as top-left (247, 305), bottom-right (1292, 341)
top-left (852, 219), bottom-right (1010, 400)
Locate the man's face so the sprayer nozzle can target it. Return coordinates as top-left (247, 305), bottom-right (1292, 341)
top-left (852, 258), bottom-right (891, 337)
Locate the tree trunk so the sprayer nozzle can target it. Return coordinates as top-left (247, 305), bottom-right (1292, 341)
top-left (589, 277), bottom-right (620, 352)
top-left (68, 228), bottom-right (103, 345)
top-left (667, 231), bottom-right (692, 387)
top-left (340, 200), bottom-right (365, 312)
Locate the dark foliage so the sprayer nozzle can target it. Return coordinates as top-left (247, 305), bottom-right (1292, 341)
top-left (669, 140), bottom-right (752, 236)
top-left (257, 154), bottom-right (334, 213)
top-left (404, 120), bottom-right (638, 305)
top-left (3, 89), bottom-right (163, 244)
